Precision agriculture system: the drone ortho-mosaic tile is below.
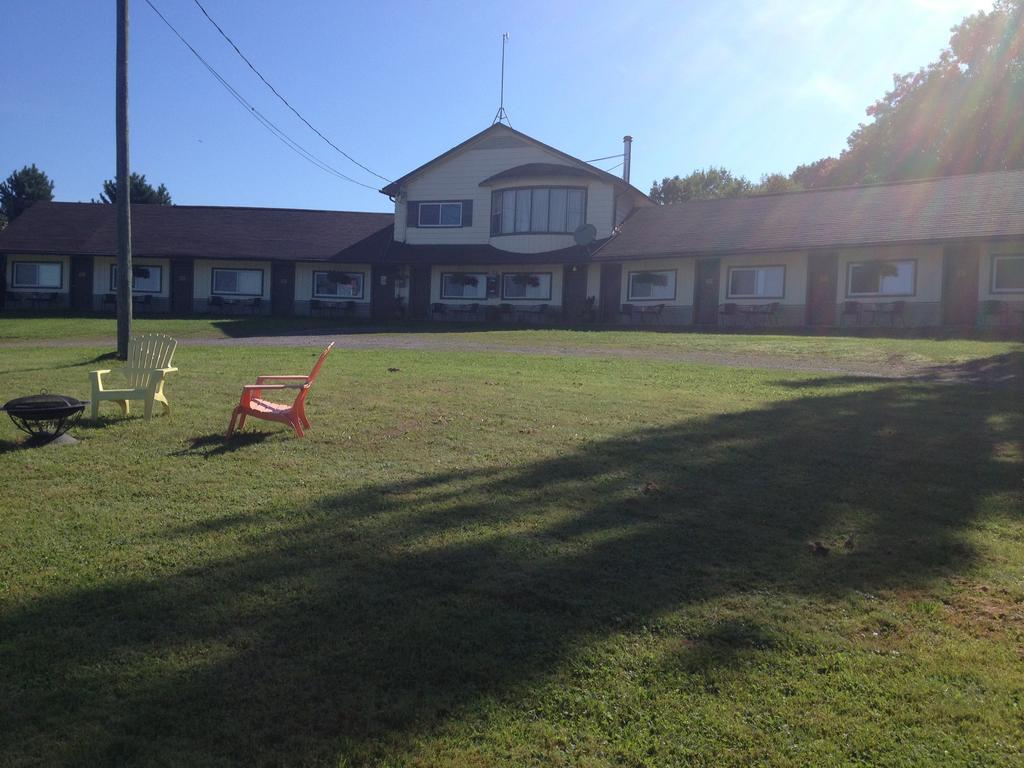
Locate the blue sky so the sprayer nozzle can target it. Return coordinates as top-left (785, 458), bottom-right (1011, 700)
top-left (2, 0), bottom-right (987, 213)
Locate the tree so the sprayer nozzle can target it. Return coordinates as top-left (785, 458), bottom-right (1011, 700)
top-left (789, 158), bottom-right (838, 190)
top-left (97, 172), bottom-right (172, 205)
top-left (753, 173), bottom-right (802, 195)
top-left (0, 164), bottom-right (55, 227)
top-left (818, 0), bottom-right (1024, 186)
top-left (650, 167), bottom-right (752, 204)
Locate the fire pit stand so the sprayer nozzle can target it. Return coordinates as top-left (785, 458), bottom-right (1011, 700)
top-left (2, 394), bottom-right (87, 446)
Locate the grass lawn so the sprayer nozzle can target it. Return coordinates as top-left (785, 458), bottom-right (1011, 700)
top-left (1, 313), bottom-right (1021, 367)
top-left (0, 336), bottom-right (1022, 766)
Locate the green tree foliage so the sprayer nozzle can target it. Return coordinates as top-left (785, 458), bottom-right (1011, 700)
top-left (0, 164), bottom-right (55, 228)
top-left (650, 168), bottom-right (804, 204)
top-left (97, 173), bottom-right (173, 205)
top-left (753, 173), bottom-right (801, 195)
top-left (650, 167), bottom-right (752, 204)
top-left (808, 0), bottom-right (1024, 187)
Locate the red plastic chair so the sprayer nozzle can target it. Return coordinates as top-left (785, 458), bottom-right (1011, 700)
top-left (226, 342), bottom-right (334, 438)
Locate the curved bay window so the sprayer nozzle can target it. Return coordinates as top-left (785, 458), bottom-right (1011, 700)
top-left (490, 187), bottom-right (586, 235)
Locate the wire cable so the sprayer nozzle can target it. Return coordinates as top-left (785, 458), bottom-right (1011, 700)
top-left (191, 0), bottom-right (391, 183)
top-left (586, 153), bottom-right (624, 163)
top-left (144, 0), bottom-right (379, 190)
top-left (604, 162), bottom-right (624, 173)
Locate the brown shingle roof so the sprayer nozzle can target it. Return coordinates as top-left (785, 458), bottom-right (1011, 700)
top-left (0, 202), bottom-right (393, 262)
top-left (595, 170), bottom-right (1024, 261)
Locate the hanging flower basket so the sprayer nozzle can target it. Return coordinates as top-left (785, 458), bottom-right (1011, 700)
top-left (633, 271), bottom-right (668, 287)
top-left (510, 273), bottom-right (541, 288)
top-left (325, 271), bottom-right (355, 286)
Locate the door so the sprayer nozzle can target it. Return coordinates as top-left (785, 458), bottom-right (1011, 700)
top-left (806, 251), bottom-right (838, 326)
top-left (170, 257), bottom-right (194, 314)
top-left (693, 258), bottom-right (720, 325)
top-left (408, 264), bottom-right (432, 320)
top-left (371, 264), bottom-right (402, 320)
top-left (271, 261), bottom-right (295, 316)
top-left (599, 263), bottom-right (622, 322)
top-left (562, 264), bottom-right (589, 321)
top-left (942, 245), bottom-right (980, 326)
top-left (70, 255), bottom-right (94, 311)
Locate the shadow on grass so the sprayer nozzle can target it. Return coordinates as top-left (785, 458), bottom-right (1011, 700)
top-left (169, 431), bottom-right (274, 458)
top-left (0, 350), bottom-right (119, 376)
top-left (1, 378), bottom-right (1021, 765)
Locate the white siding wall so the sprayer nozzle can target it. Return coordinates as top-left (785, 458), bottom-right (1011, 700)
top-left (93, 257), bottom-right (171, 298)
top-left (615, 258), bottom-right (696, 325)
top-left (836, 243), bottom-right (944, 326)
top-left (431, 264), bottom-right (564, 306)
top-left (5, 254), bottom-right (70, 294)
top-left (193, 259), bottom-right (272, 304)
top-left (398, 141), bottom-right (618, 250)
top-left (718, 252), bottom-right (807, 306)
top-left (979, 240), bottom-right (1024, 300)
top-left (294, 262), bottom-right (372, 304)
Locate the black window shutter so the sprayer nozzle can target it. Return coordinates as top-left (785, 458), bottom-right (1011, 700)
top-left (462, 200), bottom-right (473, 227)
top-left (407, 201), bottom-right (419, 228)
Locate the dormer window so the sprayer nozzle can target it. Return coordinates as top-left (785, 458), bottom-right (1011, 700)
top-left (490, 187), bottom-right (586, 235)
top-left (418, 201), bottom-right (463, 227)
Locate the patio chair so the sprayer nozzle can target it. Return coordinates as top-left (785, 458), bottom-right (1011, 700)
top-left (226, 342), bottom-right (334, 438)
top-left (841, 301), bottom-right (862, 327)
top-left (89, 333), bottom-right (178, 419)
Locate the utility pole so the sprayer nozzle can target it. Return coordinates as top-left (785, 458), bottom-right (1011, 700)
top-left (116, 0), bottom-right (132, 359)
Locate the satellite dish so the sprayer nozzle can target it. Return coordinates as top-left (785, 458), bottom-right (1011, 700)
top-left (573, 223), bottom-right (597, 246)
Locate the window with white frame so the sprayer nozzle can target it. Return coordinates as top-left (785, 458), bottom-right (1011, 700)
top-left (490, 187), bottom-right (586, 234)
top-left (501, 272), bottom-right (552, 300)
top-left (418, 201), bottom-right (463, 227)
top-left (313, 270), bottom-right (364, 299)
top-left (212, 268), bottom-right (263, 296)
top-left (727, 266), bottom-right (785, 298)
top-left (440, 272), bottom-right (487, 299)
top-left (12, 261), bottom-right (62, 289)
top-left (847, 260), bottom-right (915, 296)
top-left (991, 255), bottom-right (1024, 293)
top-left (111, 264), bottom-right (162, 293)
top-left (627, 270), bottom-right (676, 300)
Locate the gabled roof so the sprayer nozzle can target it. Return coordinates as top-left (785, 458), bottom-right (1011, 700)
top-left (0, 202), bottom-right (394, 262)
top-left (380, 123), bottom-right (651, 202)
top-left (595, 169), bottom-right (1024, 260)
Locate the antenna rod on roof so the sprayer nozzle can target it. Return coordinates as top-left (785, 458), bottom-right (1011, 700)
top-left (492, 33), bottom-right (511, 126)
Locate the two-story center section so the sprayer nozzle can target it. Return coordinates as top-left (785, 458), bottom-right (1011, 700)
top-left (378, 124), bottom-right (652, 323)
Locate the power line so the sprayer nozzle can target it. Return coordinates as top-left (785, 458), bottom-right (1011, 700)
top-left (191, 0), bottom-right (391, 184)
top-left (586, 153), bottom-right (624, 163)
top-left (143, 0), bottom-right (379, 190)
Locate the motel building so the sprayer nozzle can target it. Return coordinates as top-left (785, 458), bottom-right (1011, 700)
top-left (2, 123), bottom-right (1023, 329)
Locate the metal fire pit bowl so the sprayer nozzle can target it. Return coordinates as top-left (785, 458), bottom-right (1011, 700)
top-left (2, 393), bottom-right (87, 445)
